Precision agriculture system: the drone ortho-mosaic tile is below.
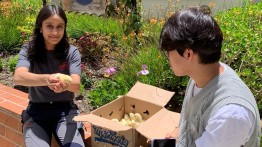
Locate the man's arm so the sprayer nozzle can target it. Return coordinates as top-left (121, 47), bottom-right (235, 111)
top-left (195, 104), bottom-right (254, 147)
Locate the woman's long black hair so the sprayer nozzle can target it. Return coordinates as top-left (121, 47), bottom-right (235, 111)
top-left (28, 5), bottom-right (70, 63)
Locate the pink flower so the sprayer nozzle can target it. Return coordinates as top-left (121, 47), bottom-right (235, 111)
top-left (81, 63), bottom-right (85, 71)
top-left (21, 32), bottom-right (25, 36)
top-left (104, 67), bottom-right (117, 77)
top-left (79, 36), bottom-right (84, 40)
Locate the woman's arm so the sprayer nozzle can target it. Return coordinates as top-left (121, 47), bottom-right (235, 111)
top-left (13, 67), bottom-right (51, 86)
top-left (14, 67), bottom-right (80, 93)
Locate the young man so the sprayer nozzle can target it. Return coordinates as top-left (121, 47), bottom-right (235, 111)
top-left (160, 6), bottom-right (261, 147)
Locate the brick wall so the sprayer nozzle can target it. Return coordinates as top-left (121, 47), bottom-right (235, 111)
top-left (0, 84), bottom-right (91, 147)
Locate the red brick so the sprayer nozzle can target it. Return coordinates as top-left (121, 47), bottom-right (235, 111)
top-left (0, 83), bottom-right (93, 146)
top-left (18, 121), bottom-right (23, 133)
top-left (5, 127), bottom-right (23, 145)
top-left (0, 123), bottom-right (6, 136)
top-left (0, 135), bottom-right (17, 147)
top-left (5, 115), bottom-right (20, 131)
top-left (0, 90), bottom-right (6, 95)
top-left (7, 90), bottom-right (28, 100)
top-left (19, 101), bottom-right (29, 108)
top-left (0, 110), bottom-right (8, 125)
top-left (0, 101), bottom-right (25, 115)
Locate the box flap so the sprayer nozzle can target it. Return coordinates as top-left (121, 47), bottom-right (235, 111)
top-left (136, 109), bottom-right (180, 140)
top-left (126, 82), bottom-right (175, 107)
top-left (73, 114), bottom-right (131, 131)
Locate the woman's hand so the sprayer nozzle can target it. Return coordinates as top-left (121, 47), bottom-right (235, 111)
top-left (47, 73), bottom-right (70, 93)
top-left (52, 81), bottom-right (70, 93)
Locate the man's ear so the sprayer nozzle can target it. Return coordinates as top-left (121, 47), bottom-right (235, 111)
top-left (184, 49), bottom-right (193, 62)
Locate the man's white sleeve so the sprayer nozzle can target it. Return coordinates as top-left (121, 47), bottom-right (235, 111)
top-left (195, 104), bottom-right (254, 147)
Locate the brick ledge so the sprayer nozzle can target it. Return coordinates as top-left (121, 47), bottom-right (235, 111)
top-left (0, 83), bottom-right (91, 147)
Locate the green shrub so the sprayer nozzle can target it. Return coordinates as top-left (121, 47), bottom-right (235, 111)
top-left (87, 79), bottom-right (128, 108)
top-left (106, 0), bottom-right (143, 36)
top-left (88, 2), bottom-right (262, 113)
top-left (0, 58), bottom-right (3, 72)
top-left (0, 1), bottom-right (260, 115)
top-left (0, 1), bottom-right (41, 53)
top-left (87, 46), bottom-right (187, 109)
top-left (77, 32), bottom-right (120, 65)
top-left (215, 2), bottom-right (262, 114)
top-left (0, 14), bottom-right (24, 53)
top-left (67, 13), bottom-right (123, 40)
top-left (8, 55), bottom-right (18, 73)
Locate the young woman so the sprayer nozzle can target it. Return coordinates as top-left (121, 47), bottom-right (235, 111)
top-left (14, 5), bottom-right (85, 147)
top-left (160, 6), bottom-right (260, 147)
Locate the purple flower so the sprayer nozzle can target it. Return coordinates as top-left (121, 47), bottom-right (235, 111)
top-left (137, 64), bottom-right (149, 76)
top-left (142, 64), bottom-right (147, 70)
top-left (104, 67), bottom-right (117, 77)
top-left (141, 69), bottom-right (149, 75)
top-left (0, 52), bottom-right (3, 57)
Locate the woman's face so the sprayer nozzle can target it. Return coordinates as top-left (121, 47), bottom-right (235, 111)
top-left (41, 14), bottom-right (65, 50)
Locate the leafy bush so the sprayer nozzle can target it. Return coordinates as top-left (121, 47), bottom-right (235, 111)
top-left (106, 0), bottom-right (143, 36)
top-left (87, 79), bottom-right (128, 108)
top-left (0, 14), bottom-right (23, 53)
top-left (8, 55), bottom-right (19, 73)
top-left (0, 58), bottom-right (3, 72)
top-left (0, 1), bottom-right (42, 53)
top-left (215, 2), bottom-right (262, 114)
top-left (87, 2), bottom-right (262, 113)
top-left (0, 1), bottom-right (261, 115)
top-left (76, 32), bottom-right (119, 65)
top-left (87, 45), bottom-right (187, 110)
top-left (67, 13), bottom-right (123, 40)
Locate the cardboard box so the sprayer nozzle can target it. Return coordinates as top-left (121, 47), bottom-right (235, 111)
top-left (74, 81), bottom-right (180, 147)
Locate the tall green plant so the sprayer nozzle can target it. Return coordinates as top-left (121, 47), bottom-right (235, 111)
top-left (87, 46), bottom-right (187, 108)
top-left (215, 2), bottom-right (262, 112)
top-left (0, 14), bottom-right (22, 53)
top-left (67, 13), bottom-right (123, 39)
top-left (8, 55), bottom-right (19, 73)
top-left (106, 0), bottom-right (143, 36)
top-left (0, 1), bottom-right (41, 53)
top-left (0, 58), bottom-right (3, 72)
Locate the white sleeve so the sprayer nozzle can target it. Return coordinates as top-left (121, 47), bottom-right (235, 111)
top-left (195, 104), bottom-right (255, 147)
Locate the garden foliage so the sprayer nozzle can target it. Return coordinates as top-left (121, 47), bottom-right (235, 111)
top-left (0, 1), bottom-right (261, 114)
top-left (215, 2), bottom-right (262, 114)
top-left (87, 2), bottom-right (262, 113)
top-left (0, 0), bottom-right (41, 54)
